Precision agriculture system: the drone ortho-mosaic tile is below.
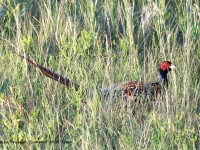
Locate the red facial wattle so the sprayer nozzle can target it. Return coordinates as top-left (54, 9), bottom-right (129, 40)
top-left (160, 62), bottom-right (171, 71)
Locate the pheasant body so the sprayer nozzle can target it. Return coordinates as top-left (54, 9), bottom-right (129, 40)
top-left (118, 61), bottom-right (175, 101)
top-left (19, 55), bottom-right (175, 101)
top-left (118, 81), bottom-right (161, 100)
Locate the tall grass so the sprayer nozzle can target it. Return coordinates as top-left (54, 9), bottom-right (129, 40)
top-left (0, 0), bottom-right (199, 149)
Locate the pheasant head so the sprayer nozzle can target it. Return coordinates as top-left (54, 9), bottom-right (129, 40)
top-left (157, 61), bottom-right (176, 87)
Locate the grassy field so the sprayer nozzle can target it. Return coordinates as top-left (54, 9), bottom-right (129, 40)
top-left (0, 0), bottom-right (199, 149)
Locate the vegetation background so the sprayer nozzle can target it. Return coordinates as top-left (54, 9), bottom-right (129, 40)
top-left (0, 0), bottom-right (199, 149)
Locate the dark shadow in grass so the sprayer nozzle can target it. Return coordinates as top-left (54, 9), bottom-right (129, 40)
top-left (0, 78), bottom-right (9, 93)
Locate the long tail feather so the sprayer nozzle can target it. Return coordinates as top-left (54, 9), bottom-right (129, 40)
top-left (19, 55), bottom-right (79, 90)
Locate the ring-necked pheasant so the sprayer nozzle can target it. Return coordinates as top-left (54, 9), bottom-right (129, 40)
top-left (19, 55), bottom-right (175, 101)
top-left (117, 61), bottom-right (175, 101)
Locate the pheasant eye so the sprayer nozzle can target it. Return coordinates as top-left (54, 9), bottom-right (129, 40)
top-left (160, 62), bottom-right (171, 71)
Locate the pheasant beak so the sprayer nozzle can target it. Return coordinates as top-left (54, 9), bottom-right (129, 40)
top-left (169, 65), bottom-right (176, 69)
